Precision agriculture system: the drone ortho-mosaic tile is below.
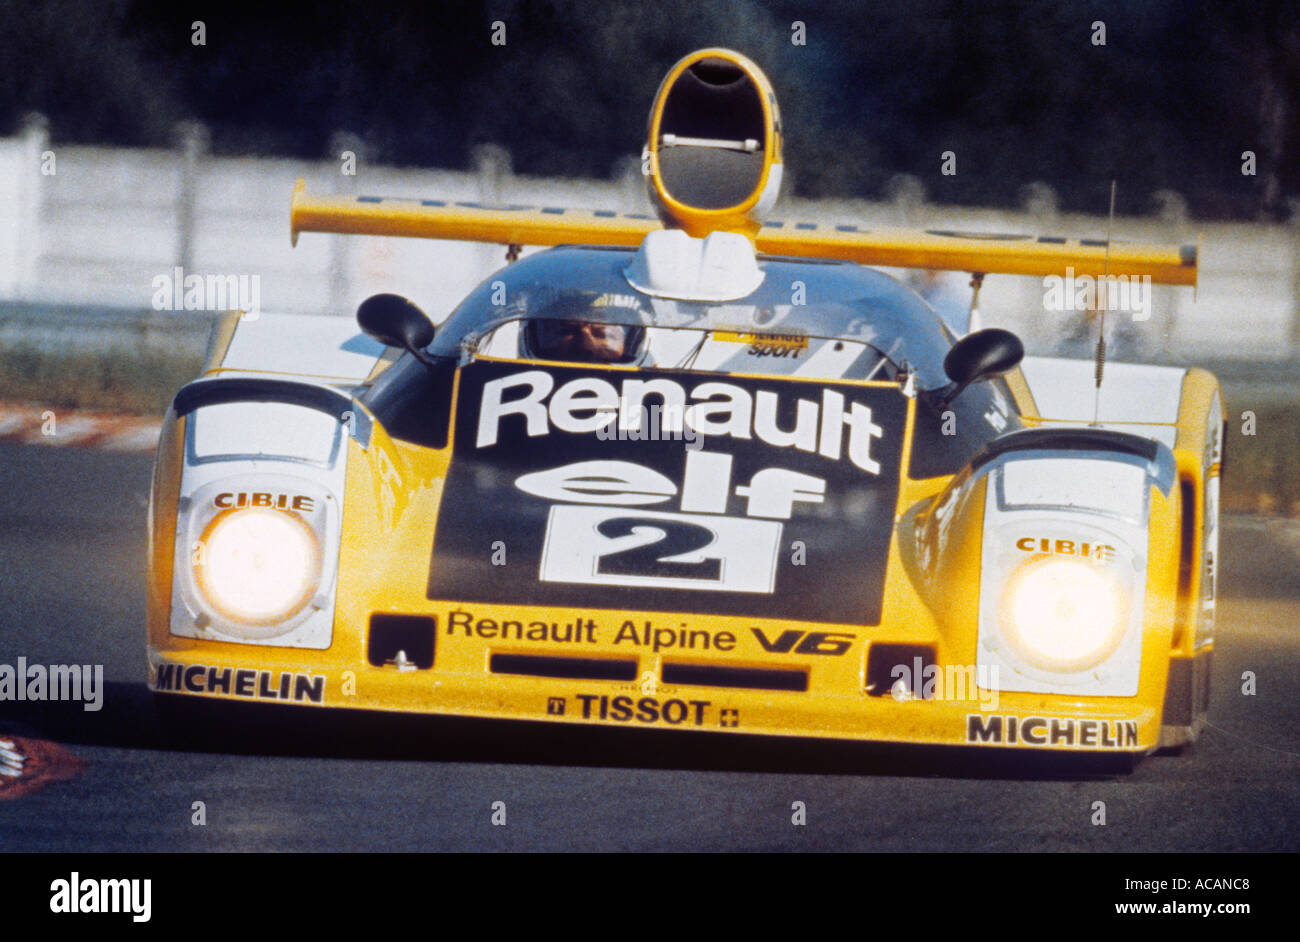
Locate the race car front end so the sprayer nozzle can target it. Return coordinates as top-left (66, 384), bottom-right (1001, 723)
top-left (147, 351), bottom-right (1193, 763)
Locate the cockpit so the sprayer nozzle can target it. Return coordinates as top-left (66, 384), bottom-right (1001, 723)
top-left (426, 245), bottom-right (960, 389)
top-left (363, 244), bottom-right (1020, 476)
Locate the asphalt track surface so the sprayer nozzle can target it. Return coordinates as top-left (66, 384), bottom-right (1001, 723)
top-left (0, 441), bottom-right (1296, 852)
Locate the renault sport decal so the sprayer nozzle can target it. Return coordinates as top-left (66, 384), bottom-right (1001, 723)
top-left (427, 361), bottom-right (906, 625)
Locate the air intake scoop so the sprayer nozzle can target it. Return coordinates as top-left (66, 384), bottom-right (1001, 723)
top-left (646, 49), bottom-right (783, 239)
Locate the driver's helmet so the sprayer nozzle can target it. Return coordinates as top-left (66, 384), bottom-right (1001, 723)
top-left (522, 292), bottom-right (650, 364)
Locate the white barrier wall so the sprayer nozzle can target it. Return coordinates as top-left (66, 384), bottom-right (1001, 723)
top-left (0, 122), bottom-right (46, 299)
top-left (1, 126), bottom-right (1296, 360)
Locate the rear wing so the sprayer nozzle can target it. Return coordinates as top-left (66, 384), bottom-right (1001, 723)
top-left (290, 179), bottom-right (1198, 286)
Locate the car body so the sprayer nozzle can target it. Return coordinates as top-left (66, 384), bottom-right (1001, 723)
top-left (147, 49), bottom-right (1219, 763)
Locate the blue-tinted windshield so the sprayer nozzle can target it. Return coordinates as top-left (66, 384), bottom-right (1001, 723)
top-left (430, 246), bottom-right (958, 389)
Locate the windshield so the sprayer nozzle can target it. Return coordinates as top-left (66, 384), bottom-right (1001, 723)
top-left (429, 246), bottom-right (959, 389)
top-left (475, 317), bottom-right (892, 381)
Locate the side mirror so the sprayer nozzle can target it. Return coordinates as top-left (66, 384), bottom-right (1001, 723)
top-left (357, 293), bottom-right (435, 355)
top-left (941, 328), bottom-right (1024, 402)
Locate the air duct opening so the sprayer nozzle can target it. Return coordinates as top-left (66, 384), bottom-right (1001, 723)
top-left (658, 60), bottom-right (767, 209)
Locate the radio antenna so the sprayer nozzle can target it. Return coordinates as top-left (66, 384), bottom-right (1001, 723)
top-left (1091, 180), bottom-right (1116, 426)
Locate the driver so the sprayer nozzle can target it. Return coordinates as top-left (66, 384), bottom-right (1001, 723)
top-left (529, 319), bottom-right (632, 362)
top-left (523, 293), bottom-right (649, 364)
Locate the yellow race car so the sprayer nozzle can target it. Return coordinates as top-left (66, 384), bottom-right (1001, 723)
top-left (147, 49), bottom-right (1219, 764)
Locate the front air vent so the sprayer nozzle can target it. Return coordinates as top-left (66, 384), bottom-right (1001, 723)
top-left (368, 614), bottom-right (436, 668)
top-left (866, 644), bottom-right (936, 698)
top-left (661, 662), bottom-right (808, 692)
top-left (489, 653), bottom-right (638, 681)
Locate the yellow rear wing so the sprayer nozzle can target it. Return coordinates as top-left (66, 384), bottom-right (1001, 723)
top-left (290, 180), bottom-right (1198, 287)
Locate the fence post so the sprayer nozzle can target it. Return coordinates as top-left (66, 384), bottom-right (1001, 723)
top-left (1288, 198), bottom-right (1300, 360)
top-left (329, 131), bottom-right (365, 316)
top-left (615, 155), bottom-right (644, 214)
top-left (174, 121), bottom-right (209, 274)
top-left (1020, 182), bottom-right (1060, 350)
top-left (1150, 190), bottom-right (1188, 358)
top-left (884, 173), bottom-right (926, 228)
top-left (473, 144), bottom-right (512, 276)
top-left (15, 113), bottom-right (49, 301)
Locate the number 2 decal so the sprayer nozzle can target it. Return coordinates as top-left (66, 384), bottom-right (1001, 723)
top-left (593, 517), bottom-right (724, 581)
top-left (538, 505), bottom-right (782, 593)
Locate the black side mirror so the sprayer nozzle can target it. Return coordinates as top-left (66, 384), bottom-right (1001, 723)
top-left (940, 328), bottom-right (1024, 402)
top-left (357, 293), bottom-right (435, 357)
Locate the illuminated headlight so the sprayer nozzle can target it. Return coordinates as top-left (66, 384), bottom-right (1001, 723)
top-left (194, 508), bottom-right (322, 625)
top-left (999, 556), bottom-right (1128, 673)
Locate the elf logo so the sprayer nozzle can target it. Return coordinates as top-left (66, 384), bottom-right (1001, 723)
top-left (750, 628), bottom-right (854, 656)
top-left (517, 450), bottom-right (826, 520)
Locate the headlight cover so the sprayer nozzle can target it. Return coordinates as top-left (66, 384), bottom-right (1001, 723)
top-left (977, 453), bottom-right (1152, 696)
top-left (195, 507), bottom-right (322, 625)
top-left (999, 555), bottom-right (1129, 673)
top-left (172, 473), bottom-right (339, 646)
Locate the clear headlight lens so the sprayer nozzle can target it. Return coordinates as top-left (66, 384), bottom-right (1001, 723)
top-left (194, 508), bottom-right (321, 625)
top-left (999, 556), bottom-right (1128, 673)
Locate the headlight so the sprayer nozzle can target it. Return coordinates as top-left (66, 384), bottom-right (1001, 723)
top-left (999, 556), bottom-right (1128, 673)
top-left (194, 508), bottom-right (321, 625)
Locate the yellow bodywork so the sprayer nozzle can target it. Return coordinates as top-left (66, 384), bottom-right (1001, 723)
top-left (147, 353), bottom-right (1221, 755)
